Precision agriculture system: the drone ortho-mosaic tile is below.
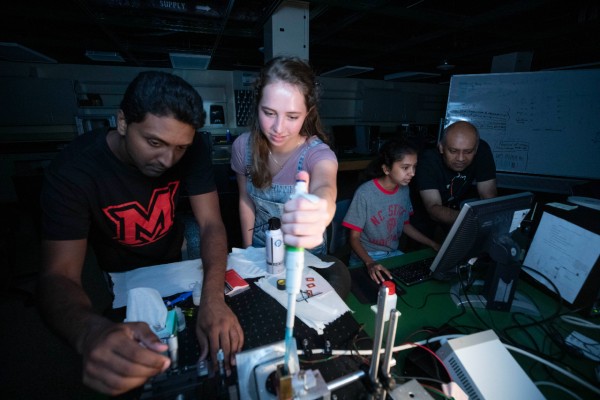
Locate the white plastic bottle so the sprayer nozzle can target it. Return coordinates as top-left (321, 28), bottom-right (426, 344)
top-left (265, 217), bottom-right (284, 274)
top-left (192, 281), bottom-right (201, 306)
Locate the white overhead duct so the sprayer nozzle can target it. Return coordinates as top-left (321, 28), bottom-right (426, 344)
top-left (264, 1), bottom-right (309, 63)
top-left (491, 51), bottom-right (533, 73)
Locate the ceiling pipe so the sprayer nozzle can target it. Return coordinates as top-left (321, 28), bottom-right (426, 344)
top-left (205, 0), bottom-right (237, 69)
top-left (74, 0), bottom-right (141, 65)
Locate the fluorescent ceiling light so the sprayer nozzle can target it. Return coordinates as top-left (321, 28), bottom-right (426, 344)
top-left (169, 53), bottom-right (211, 70)
top-left (0, 42), bottom-right (56, 63)
top-left (384, 71), bottom-right (441, 81)
top-left (85, 50), bottom-right (125, 62)
top-left (320, 65), bottom-right (374, 78)
top-left (543, 61), bottom-right (600, 70)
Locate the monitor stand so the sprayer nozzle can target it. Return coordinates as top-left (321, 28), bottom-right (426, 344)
top-left (450, 280), bottom-right (540, 316)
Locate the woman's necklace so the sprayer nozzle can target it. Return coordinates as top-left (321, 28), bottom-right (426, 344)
top-left (268, 150), bottom-right (285, 170)
top-left (269, 139), bottom-right (304, 170)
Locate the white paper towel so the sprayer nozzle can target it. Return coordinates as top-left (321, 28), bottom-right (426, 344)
top-left (110, 248), bottom-right (335, 310)
top-left (125, 287), bottom-right (168, 334)
top-left (110, 259), bottom-right (203, 308)
top-left (255, 268), bottom-right (350, 334)
top-left (227, 246), bottom-right (334, 278)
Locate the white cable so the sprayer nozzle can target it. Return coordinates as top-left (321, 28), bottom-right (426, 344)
top-left (304, 335), bottom-right (599, 396)
top-left (561, 315), bottom-right (600, 329)
top-left (302, 329), bottom-right (599, 396)
top-left (300, 334), bottom-right (464, 356)
top-left (534, 381), bottom-right (584, 400)
top-left (505, 344), bottom-right (600, 396)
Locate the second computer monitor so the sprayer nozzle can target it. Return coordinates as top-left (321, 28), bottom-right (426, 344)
top-left (429, 192), bottom-right (534, 280)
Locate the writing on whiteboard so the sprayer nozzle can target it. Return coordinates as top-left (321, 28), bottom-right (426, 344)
top-left (445, 71), bottom-right (600, 179)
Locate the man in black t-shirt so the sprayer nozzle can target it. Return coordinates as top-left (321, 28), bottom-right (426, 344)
top-left (413, 121), bottom-right (497, 234)
top-left (39, 71), bottom-right (243, 396)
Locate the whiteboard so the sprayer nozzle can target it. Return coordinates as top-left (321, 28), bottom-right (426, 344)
top-left (444, 70), bottom-right (600, 179)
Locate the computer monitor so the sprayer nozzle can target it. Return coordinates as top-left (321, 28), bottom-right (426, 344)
top-left (522, 205), bottom-right (600, 315)
top-left (330, 125), bottom-right (357, 154)
top-left (430, 192), bottom-right (534, 280)
top-left (429, 191), bottom-right (535, 312)
top-left (330, 125), bottom-right (379, 155)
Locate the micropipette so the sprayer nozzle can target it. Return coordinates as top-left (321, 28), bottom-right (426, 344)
top-left (283, 179), bottom-right (319, 372)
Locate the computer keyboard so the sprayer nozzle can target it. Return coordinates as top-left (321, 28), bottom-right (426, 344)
top-left (390, 257), bottom-right (435, 286)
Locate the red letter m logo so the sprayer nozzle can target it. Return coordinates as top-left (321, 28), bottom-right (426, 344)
top-left (103, 182), bottom-right (179, 246)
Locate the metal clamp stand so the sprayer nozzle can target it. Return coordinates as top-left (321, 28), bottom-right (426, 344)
top-left (235, 284), bottom-right (403, 400)
top-left (367, 285), bottom-right (401, 399)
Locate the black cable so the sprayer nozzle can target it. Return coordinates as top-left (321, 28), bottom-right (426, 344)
top-left (456, 263), bottom-right (493, 330)
top-left (516, 265), bottom-right (564, 326)
top-left (406, 260), bottom-right (590, 395)
top-left (505, 312), bottom-right (562, 360)
top-left (399, 290), bottom-right (457, 310)
top-left (346, 323), bottom-right (368, 363)
top-left (398, 287), bottom-right (469, 331)
top-left (503, 312), bottom-right (595, 387)
top-left (443, 299), bottom-right (468, 327)
top-left (505, 311), bottom-right (542, 353)
top-left (498, 265), bottom-right (565, 360)
top-left (503, 305), bottom-right (588, 352)
top-left (449, 300), bottom-right (593, 390)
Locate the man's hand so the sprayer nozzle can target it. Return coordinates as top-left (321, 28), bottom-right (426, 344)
top-left (187, 190), bottom-right (244, 375)
top-left (79, 320), bottom-right (170, 396)
top-left (196, 297), bottom-right (244, 376)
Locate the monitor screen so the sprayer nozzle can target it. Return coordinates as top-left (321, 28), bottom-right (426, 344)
top-left (523, 209), bottom-right (600, 310)
top-left (330, 125), bottom-right (357, 153)
top-left (430, 192), bottom-right (534, 280)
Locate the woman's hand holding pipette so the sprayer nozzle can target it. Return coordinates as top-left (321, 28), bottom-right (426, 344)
top-left (281, 171), bottom-right (328, 249)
